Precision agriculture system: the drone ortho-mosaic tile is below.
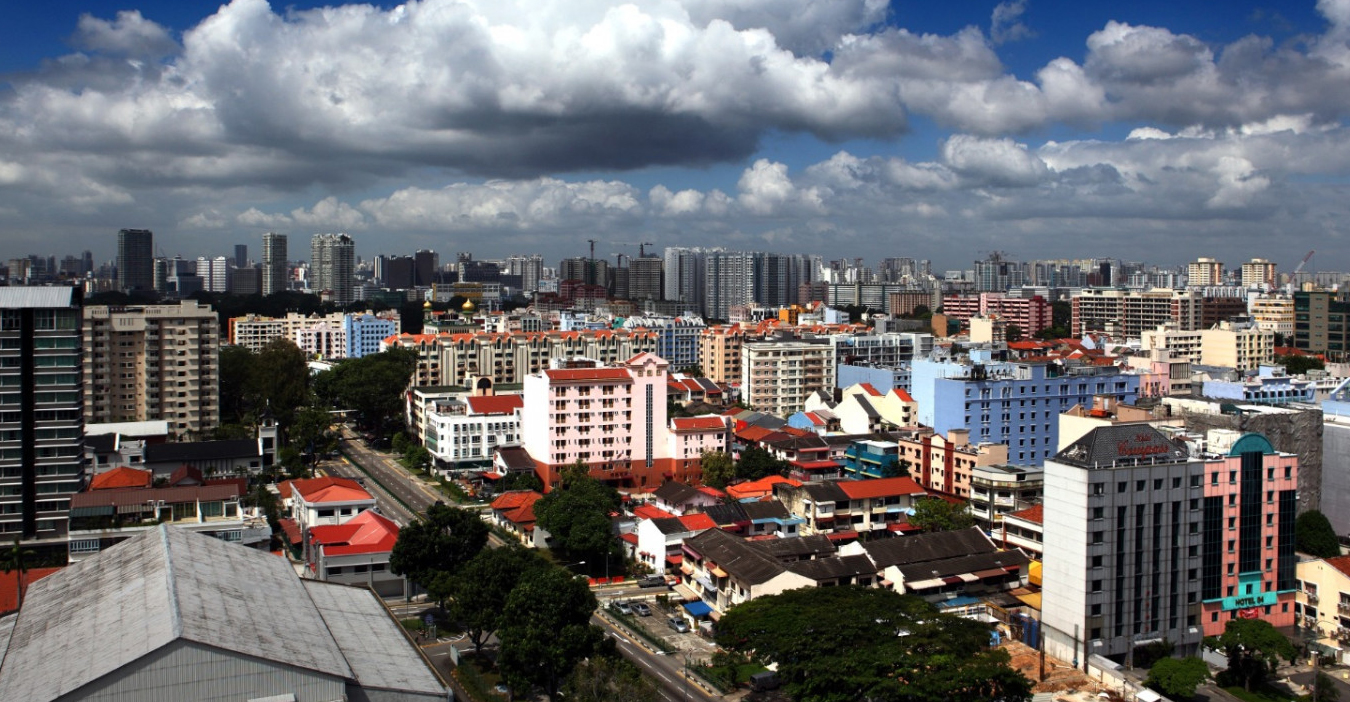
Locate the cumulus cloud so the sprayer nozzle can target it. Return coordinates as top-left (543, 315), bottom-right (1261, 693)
top-left (72, 10), bottom-right (180, 58)
top-left (990, 0), bottom-right (1034, 46)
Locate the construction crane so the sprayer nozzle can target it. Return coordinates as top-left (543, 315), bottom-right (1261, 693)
top-left (611, 241), bottom-right (656, 257)
top-left (587, 239), bottom-right (597, 263)
top-left (1293, 250), bottom-right (1315, 276)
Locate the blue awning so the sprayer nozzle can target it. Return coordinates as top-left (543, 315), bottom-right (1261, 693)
top-left (684, 600), bottom-right (714, 617)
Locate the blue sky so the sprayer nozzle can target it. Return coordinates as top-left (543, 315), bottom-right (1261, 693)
top-left (3, 0), bottom-right (1350, 272)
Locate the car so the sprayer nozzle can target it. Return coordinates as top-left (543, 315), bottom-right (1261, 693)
top-left (631, 602), bottom-right (652, 617)
top-left (668, 617), bottom-right (690, 633)
top-left (613, 601), bottom-right (633, 615)
top-left (637, 576), bottom-right (668, 589)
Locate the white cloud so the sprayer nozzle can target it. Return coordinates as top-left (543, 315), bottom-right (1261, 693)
top-left (990, 0), bottom-right (1033, 46)
top-left (73, 10), bottom-right (179, 58)
top-left (940, 135), bottom-right (1049, 186)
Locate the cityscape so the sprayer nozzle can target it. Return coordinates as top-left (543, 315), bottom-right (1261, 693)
top-left (6, 1), bottom-right (1350, 702)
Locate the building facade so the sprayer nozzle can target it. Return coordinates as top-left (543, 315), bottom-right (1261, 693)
top-left (261, 232), bottom-right (288, 295)
top-left (116, 228), bottom-right (154, 293)
top-left (1295, 291), bottom-right (1350, 361)
top-left (310, 233), bottom-right (356, 306)
top-left (83, 301), bottom-right (220, 439)
top-left (741, 337), bottom-right (835, 417)
top-left (0, 288), bottom-right (84, 546)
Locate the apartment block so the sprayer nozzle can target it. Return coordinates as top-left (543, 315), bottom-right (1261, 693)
top-left (424, 394), bottom-right (523, 472)
top-left (1071, 288), bottom-right (1201, 337)
top-left (698, 324), bottom-right (745, 384)
top-left (1249, 296), bottom-right (1294, 336)
top-left (520, 354), bottom-right (729, 489)
top-left (741, 336), bottom-right (835, 418)
top-left (261, 232), bottom-right (288, 295)
top-left (1041, 425), bottom-right (1205, 664)
top-left (83, 301), bottom-right (220, 439)
top-left (911, 357), bottom-right (1140, 466)
top-left (622, 314), bottom-right (705, 369)
top-left (1295, 291), bottom-right (1350, 361)
top-left (0, 288), bottom-right (85, 546)
top-left (1142, 320), bottom-right (1274, 372)
top-left (1240, 259), bottom-right (1277, 289)
top-left (941, 293), bottom-right (1053, 335)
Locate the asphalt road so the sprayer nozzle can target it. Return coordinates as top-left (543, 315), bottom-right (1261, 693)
top-left (322, 456), bottom-right (417, 526)
top-left (593, 611), bottom-right (715, 702)
top-left (337, 430), bottom-right (445, 515)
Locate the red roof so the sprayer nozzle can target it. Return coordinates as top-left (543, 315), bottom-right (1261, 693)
top-left (466, 395), bottom-right (524, 415)
top-left (857, 383), bottom-right (882, 396)
top-left (802, 412), bottom-right (825, 426)
top-left (544, 368), bottom-right (632, 382)
top-left (1006, 504), bottom-right (1044, 525)
top-left (696, 486), bottom-right (725, 498)
top-left (279, 517), bottom-right (303, 545)
top-left (678, 513), bottom-right (717, 531)
top-left (836, 477), bottom-right (926, 499)
top-left (1325, 555), bottom-right (1350, 579)
top-left (725, 475), bottom-right (799, 499)
top-left (634, 504), bottom-right (677, 520)
top-left (890, 388), bottom-right (915, 403)
top-left (791, 459), bottom-right (841, 470)
top-left (491, 490), bottom-right (543, 525)
top-left (671, 416), bottom-right (726, 431)
top-left (308, 509), bottom-right (400, 556)
top-left (289, 476), bottom-right (373, 504)
top-left (89, 467), bottom-right (152, 491)
top-left (0, 567), bottom-right (61, 614)
top-left (620, 532), bottom-right (639, 544)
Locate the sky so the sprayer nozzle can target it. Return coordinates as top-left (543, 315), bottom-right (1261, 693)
top-left (3, 0), bottom-right (1350, 273)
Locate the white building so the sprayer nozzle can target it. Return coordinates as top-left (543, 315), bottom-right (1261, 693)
top-left (424, 394), bottom-right (524, 472)
top-left (285, 476), bottom-right (377, 536)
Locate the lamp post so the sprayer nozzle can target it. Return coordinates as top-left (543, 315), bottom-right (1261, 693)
top-left (1303, 616), bottom-right (1341, 702)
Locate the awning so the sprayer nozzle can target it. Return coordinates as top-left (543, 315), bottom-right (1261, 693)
top-left (70, 505), bottom-right (114, 518)
top-left (666, 554), bottom-right (683, 565)
top-left (696, 576), bottom-right (716, 591)
top-left (684, 601), bottom-right (714, 617)
top-left (826, 530), bottom-right (859, 541)
top-left (958, 573), bottom-right (979, 583)
top-left (711, 566), bottom-right (728, 578)
top-left (974, 568), bottom-right (1008, 579)
top-left (907, 578), bottom-right (944, 590)
top-left (941, 576), bottom-right (963, 585)
top-left (680, 562), bottom-right (694, 575)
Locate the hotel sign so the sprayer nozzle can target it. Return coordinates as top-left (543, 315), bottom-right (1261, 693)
top-left (1117, 433), bottom-right (1174, 458)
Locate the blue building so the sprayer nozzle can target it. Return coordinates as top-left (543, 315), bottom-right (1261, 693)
top-left (625, 315), bottom-right (705, 370)
top-left (1201, 365), bottom-right (1316, 405)
top-left (837, 363), bottom-right (911, 393)
top-left (910, 358), bottom-right (1140, 466)
top-left (841, 439), bottom-right (901, 479)
top-left (342, 313), bottom-right (399, 359)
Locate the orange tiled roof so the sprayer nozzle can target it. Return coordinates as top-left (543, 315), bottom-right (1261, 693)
top-left (890, 388), bottom-right (915, 403)
top-left (308, 509), bottom-right (400, 556)
top-left (672, 416), bottom-right (726, 431)
top-left (89, 466), bottom-right (153, 491)
top-left (679, 513), bottom-right (717, 531)
top-left (857, 383), bottom-right (882, 396)
top-left (836, 477), bottom-right (926, 499)
top-left (1007, 504), bottom-right (1044, 525)
top-left (491, 490), bottom-right (543, 525)
top-left (1324, 555), bottom-right (1350, 580)
top-left (289, 476), bottom-right (373, 504)
top-left (634, 504), bottom-right (677, 520)
top-left (466, 395), bottom-right (524, 415)
top-left (0, 567), bottom-right (62, 614)
top-left (544, 368), bottom-right (632, 382)
top-left (726, 475), bottom-right (800, 499)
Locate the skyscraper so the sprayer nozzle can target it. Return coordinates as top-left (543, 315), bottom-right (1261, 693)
top-left (261, 232), bottom-right (288, 296)
top-left (0, 287), bottom-right (84, 546)
top-left (233, 244), bottom-right (248, 267)
top-left (310, 233), bottom-right (356, 306)
top-left (116, 228), bottom-right (154, 293)
top-left (507, 254), bottom-right (544, 293)
top-left (629, 256), bottom-right (663, 301)
top-left (414, 249), bottom-right (438, 287)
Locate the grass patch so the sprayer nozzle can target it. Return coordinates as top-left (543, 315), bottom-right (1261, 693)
top-left (454, 656), bottom-right (508, 702)
top-left (1223, 685), bottom-right (1299, 702)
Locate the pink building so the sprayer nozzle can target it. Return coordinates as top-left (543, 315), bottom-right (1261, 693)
top-left (941, 293), bottom-right (1053, 335)
top-left (521, 354), bottom-right (729, 489)
top-left (1199, 433), bottom-right (1299, 636)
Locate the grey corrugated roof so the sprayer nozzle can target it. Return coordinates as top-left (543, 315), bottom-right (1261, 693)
top-left (302, 580), bottom-right (445, 696)
top-left (653, 481), bottom-right (700, 505)
top-left (144, 439), bottom-right (259, 463)
top-left (740, 501), bottom-right (790, 522)
top-left (0, 525), bottom-right (353, 701)
top-left (684, 529), bottom-right (785, 585)
top-left (786, 554), bottom-right (878, 581)
top-left (860, 527), bottom-right (1000, 569)
top-left (699, 502), bottom-right (748, 525)
top-left (800, 481), bottom-right (850, 503)
top-left (755, 534), bottom-right (835, 561)
top-left (896, 550), bottom-right (1027, 582)
top-left (0, 287), bottom-right (75, 309)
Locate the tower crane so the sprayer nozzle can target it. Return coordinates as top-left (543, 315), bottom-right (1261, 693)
top-left (1293, 250), bottom-right (1315, 276)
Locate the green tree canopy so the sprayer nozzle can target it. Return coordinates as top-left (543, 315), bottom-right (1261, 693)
top-left (498, 567), bottom-right (605, 700)
top-left (714, 586), bottom-right (1031, 702)
top-left (700, 450), bottom-right (736, 489)
top-left (736, 446), bottom-right (788, 482)
top-left (881, 458), bottom-right (912, 479)
top-left (449, 546), bottom-right (550, 655)
top-left (1209, 618), bottom-right (1297, 692)
top-left (910, 497), bottom-right (975, 533)
top-left (313, 347), bottom-right (418, 437)
top-left (1277, 354), bottom-right (1325, 376)
top-left (563, 654), bottom-right (659, 702)
top-left (389, 504), bottom-right (489, 589)
top-left (1005, 323), bottom-right (1024, 342)
top-left (248, 338), bottom-right (310, 429)
top-left (1145, 656), bottom-right (1208, 700)
top-left (1297, 510), bottom-right (1341, 558)
top-left (534, 472), bottom-right (622, 558)
top-left (498, 470), bottom-right (544, 493)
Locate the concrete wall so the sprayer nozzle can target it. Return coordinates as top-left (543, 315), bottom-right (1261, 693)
top-left (1170, 406), bottom-right (1323, 513)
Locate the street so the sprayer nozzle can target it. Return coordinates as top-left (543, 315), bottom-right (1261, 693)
top-left (322, 455), bottom-right (417, 526)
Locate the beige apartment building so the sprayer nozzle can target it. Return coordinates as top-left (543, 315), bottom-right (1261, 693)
top-left (698, 324), bottom-right (745, 384)
top-left (1141, 320), bottom-right (1274, 372)
top-left (382, 329), bottom-right (658, 387)
top-left (741, 336), bottom-right (835, 417)
top-left (1071, 288), bottom-right (1202, 337)
top-left (1250, 296), bottom-right (1294, 336)
top-left (84, 301), bottom-right (220, 439)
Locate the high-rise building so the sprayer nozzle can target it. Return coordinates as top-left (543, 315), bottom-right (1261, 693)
top-left (703, 252), bottom-right (757, 320)
top-left (376, 255), bottom-right (415, 290)
top-left (973, 253), bottom-right (1027, 292)
top-left (196, 256), bottom-right (231, 293)
top-left (0, 287), bottom-right (84, 547)
top-left (629, 256), bottom-right (664, 301)
top-left (741, 336), bottom-right (836, 417)
top-left (414, 250), bottom-right (438, 287)
top-left (1187, 257), bottom-right (1224, 287)
top-left (663, 247), bottom-right (706, 308)
top-left (1239, 258), bottom-right (1276, 289)
top-left (506, 255), bottom-right (544, 294)
top-left (1294, 291), bottom-right (1350, 361)
top-left (310, 233), bottom-right (355, 306)
top-left (1041, 425), bottom-right (1206, 664)
top-left (261, 232), bottom-right (288, 296)
top-left (116, 228), bottom-right (154, 293)
top-left (233, 244), bottom-right (248, 267)
top-left (83, 301), bottom-right (220, 439)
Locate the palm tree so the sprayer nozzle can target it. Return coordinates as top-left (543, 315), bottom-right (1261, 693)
top-left (1, 539), bottom-right (37, 612)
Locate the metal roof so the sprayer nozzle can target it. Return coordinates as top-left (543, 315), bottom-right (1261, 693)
top-left (0, 287), bottom-right (75, 309)
top-left (0, 525), bottom-right (354, 701)
top-left (302, 581), bottom-right (446, 696)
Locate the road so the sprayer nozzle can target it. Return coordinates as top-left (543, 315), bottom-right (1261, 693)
top-left (322, 456), bottom-right (417, 526)
top-left (338, 428), bottom-right (716, 699)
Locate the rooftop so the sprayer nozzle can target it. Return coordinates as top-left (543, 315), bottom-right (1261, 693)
top-left (88, 467), bottom-right (153, 491)
top-left (1054, 424), bottom-right (1190, 469)
top-left (288, 476), bottom-right (374, 504)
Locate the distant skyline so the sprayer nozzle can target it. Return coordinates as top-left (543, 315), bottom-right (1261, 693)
top-left (3, 0), bottom-right (1350, 271)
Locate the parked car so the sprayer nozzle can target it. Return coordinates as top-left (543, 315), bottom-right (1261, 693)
top-left (668, 617), bottom-right (690, 633)
top-left (638, 576), bottom-right (668, 589)
top-left (631, 602), bottom-right (652, 617)
top-left (613, 601), bottom-right (633, 615)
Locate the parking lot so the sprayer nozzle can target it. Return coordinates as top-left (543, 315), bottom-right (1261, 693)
top-left (603, 593), bottom-right (718, 662)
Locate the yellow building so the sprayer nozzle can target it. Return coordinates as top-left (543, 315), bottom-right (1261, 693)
top-left (1296, 555), bottom-right (1350, 662)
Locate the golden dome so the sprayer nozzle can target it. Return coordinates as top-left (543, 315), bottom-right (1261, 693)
top-left (461, 298), bottom-right (477, 312)
top-left (423, 300), bottom-right (432, 309)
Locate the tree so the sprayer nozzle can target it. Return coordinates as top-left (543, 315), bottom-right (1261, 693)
top-left (700, 450), bottom-right (736, 489)
top-left (880, 458), bottom-right (911, 479)
top-left (449, 547), bottom-right (550, 655)
top-left (248, 338), bottom-right (311, 430)
top-left (1311, 670), bottom-right (1342, 702)
top-left (498, 567), bottom-right (606, 700)
top-left (389, 503), bottom-right (489, 592)
top-left (313, 348), bottom-right (418, 437)
top-left (534, 473), bottom-right (622, 558)
top-left (1146, 657), bottom-right (1208, 700)
top-left (1035, 325), bottom-right (1070, 340)
top-left (499, 470), bottom-right (543, 493)
top-left (1297, 510), bottom-right (1340, 558)
top-left (0, 539), bottom-right (36, 611)
top-left (564, 655), bottom-right (659, 702)
top-left (910, 497), bottom-right (975, 533)
top-left (1277, 354), bottom-right (1325, 376)
top-left (736, 446), bottom-right (788, 481)
top-left (715, 586), bottom-right (1031, 702)
top-left (1209, 618), bottom-right (1297, 692)
top-left (1005, 323), bottom-right (1024, 343)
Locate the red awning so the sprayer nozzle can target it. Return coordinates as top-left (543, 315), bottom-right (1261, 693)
top-left (826, 530), bottom-right (859, 541)
top-left (279, 518), bottom-right (302, 545)
top-left (941, 576), bottom-right (963, 585)
top-left (666, 554), bottom-right (683, 565)
top-left (887, 522), bottom-right (921, 532)
top-left (973, 568), bottom-right (1008, 579)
